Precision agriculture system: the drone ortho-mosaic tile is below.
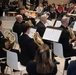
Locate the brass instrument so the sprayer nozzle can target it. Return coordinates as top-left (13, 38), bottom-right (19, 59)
top-left (68, 27), bottom-right (76, 43)
top-left (3, 30), bottom-right (15, 44)
top-left (25, 20), bottom-right (34, 26)
top-left (2, 30), bottom-right (16, 51)
top-left (33, 32), bottom-right (44, 47)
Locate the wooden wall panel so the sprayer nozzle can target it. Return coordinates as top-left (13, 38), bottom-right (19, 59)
top-left (48, 0), bottom-right (70, 4)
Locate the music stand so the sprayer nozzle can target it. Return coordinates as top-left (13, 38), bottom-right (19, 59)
top-left (42, 27), bottom-right (62, 42)
top-left (54, 20), bottom-right (61, 27)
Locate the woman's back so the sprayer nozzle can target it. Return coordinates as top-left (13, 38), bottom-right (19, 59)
top-left (26, 61), bottom-right (57, 75)
top-left (26, 44), bottom-right (57, 75)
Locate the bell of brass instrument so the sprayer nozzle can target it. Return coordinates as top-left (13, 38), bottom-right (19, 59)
top-left (3, 30), bottom-right (15, 44)
top-left (25, 20), bottom-right (34, 26)
top-left (2, 30), bottom-right (16, 51)
top-left (33, 32), bottom-right (44, 47)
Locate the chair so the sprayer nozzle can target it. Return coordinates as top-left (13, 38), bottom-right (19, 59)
top-left (0, 57), bottom-right (6, 73)
top-left (0, 57), bottom-right (6, 63)
top-left (7, 50), bottom-right (27, 75)
top-left (53, 42), bottom-right (72, 75)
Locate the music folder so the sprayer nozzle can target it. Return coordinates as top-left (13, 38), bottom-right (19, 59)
top-left (54, 20), bottom-right (61, 27)
top-left (42, 27), bottom-right (62, 42)
top-left (28, 27), bottom-right (37, 38)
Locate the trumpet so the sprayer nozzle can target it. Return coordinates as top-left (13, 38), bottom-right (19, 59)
top-left (33, 32), bottom-right (44, 47)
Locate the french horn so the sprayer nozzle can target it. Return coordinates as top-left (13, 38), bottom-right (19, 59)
top-left (3, 30), bottom-right (15, 44)
top-left (68, 27), bottom-right (76, 44)
top-left (33, 32), bottom-right (44, 47)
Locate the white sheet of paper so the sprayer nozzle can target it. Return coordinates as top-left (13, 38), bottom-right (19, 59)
top-left (73, 22), bottom-right (76, 31)
top-left (54, 21), bottom-right (61, 27)
top-left (42, 28), bottom-right (53, 40)
top-left (28, 28), bottom-right (36, 38)
top-left (50, 29), bottom-right (62, 42)
top-left (45, 20), bottom-right (53, 27)
top-left (43, 28), bottom-right (62, 42)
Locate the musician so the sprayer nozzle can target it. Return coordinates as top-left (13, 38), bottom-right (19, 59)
top-left (19, 8), bottom-right (28, 21)
top-left (12, 15), bottom-right (24, 40)
top-left (67, 60), bottom-right (76, 75)
top-left (19, 23), bottom-right (38, 66)
top-left (58, 16), bottom-right (76, 70)
top-left (0, 33), bottom-right (6, 75)
top-left (59, 16), bottom-right (76, 57)
top-left (26, 44), bottom-right (57, 75)
top-left (19, 8), bottom-right (36, 26)
top-left (35, 14), bottom-right (47, 37)
top-left (0, 20), bottom-right (20, 74)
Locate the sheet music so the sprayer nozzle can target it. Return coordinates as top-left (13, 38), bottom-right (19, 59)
top-left (43, 28), bottom-right (62, 42)
top-left (28, 28), bottom-right (36, 38)
top-left (73, 22), bottom-right (76, 31)
top-left (50, 29), bottom-right (62, 42)
top-left (54, 20), bottom-right (61, 27)
top-left (45, 20), bottom-right (53, 27)
top-left (42, 28), bottom-right (53, 40)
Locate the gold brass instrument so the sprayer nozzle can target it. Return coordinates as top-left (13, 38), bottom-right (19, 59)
top-left (25, 20), bottom-right (34, 26)
top-left (68, 27), bottom-right (76, 44)
top-left (2, 30), bottom-right (16, 51)
top-left (33, 32), bottom-right (44, 47)
top-left (3, 30), bottom-right (15, 44)
top-left (68, 27), bottom-right (75, 39)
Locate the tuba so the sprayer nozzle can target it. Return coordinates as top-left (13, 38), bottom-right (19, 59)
top-left (33, 32), bottom-right (44, 47)
top-left (3, 30), bottom-right (15, 44)
top-left (2, 30), bottom-right (16, 51)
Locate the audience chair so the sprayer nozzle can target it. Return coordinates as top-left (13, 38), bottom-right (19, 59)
top-left (7, 50), bottom-right (27, 75)
top-left (53, 42), bottom-right (72, 75)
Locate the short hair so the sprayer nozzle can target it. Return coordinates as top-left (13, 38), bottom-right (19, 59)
top-left (40, 14), bottom-right (47, 22)
top-left (0, 20), bottom-right (2, 26)
top-left (61, 16), bottom-right (69, 24)
top-left (21, 23), bottom-right (30, 33)
top-left (16, 15), bottom-right (23, 21)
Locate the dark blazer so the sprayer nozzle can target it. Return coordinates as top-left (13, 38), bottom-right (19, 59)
top-left (59, 25), bottom-right (76, 57)
top-left (19, 34), bottom-right (37, 66)
top-left (0, 31), bottom-right (6, 58)
top-left (26, 61), bottom-right (57, 75)
top-left (67, 60), bottom-right (76, 75)
top-left (13, 21), bottom-right (22, 38)
top-left (0, 7), bottom-right (3, 17)
top-left (35, 21), bottom-right (46, 37)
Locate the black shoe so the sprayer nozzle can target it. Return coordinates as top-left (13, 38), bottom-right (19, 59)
top-left (53, 59), bottom-right (60, 64)
top-left (64, 58), bottom-right (70, 70)
top-left (13, 69), bottom-right (19, 72)
top-left (23, 74), bottom-right (28, 75)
